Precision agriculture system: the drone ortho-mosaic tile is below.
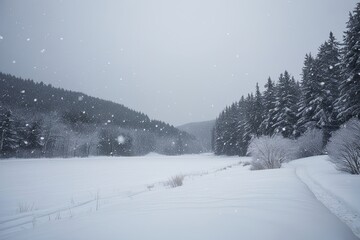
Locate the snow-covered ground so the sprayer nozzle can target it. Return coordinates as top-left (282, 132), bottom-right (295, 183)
top-left (0, 154), bottom-right (359, 240)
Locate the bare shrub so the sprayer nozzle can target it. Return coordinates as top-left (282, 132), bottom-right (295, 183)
top-left (297, 128), bottom-right (324, 158)
top-left (165, 175), bottom-right (185, 188)
top-left (248, 135), bottom-right (297, 170)
top-left (326, 118), bottom-right (360, 174)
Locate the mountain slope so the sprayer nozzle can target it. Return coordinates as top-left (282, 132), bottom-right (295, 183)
top-left (177, 120), bottom-right (215, 152)
top-left (0, 72), bottom-right (203, 157)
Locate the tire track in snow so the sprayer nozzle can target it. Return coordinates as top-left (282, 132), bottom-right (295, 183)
top-left (295, 166), bottom-right (360, 239)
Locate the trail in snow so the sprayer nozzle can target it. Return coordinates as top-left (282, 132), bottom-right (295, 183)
top-left (0, 160), bottom-right (241, 238)
top-left (295, 165), bottom-right (360, 239)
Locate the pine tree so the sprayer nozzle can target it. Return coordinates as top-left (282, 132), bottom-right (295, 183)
top-left (336, 3), bottom-right (360, 121)
top-left (25, 121), bottom-right (44, 151)
top-left (252, 83), bottom-right (264, 136)
top-left (0, 108), bottom-right (19, 157)
top-left (297, 53), bottom-right (318, 133)
top-left (260, 77), bottom-right (277, 136)
top-left (314, 32), bottom-right (342, 144)
top-left (273, 71), bottom-right (300, 138)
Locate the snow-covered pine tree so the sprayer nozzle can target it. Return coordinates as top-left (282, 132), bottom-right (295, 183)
top-left (0, 107), bottom-right (20, 157)
top-left (260, 77), bottom-right (277, 136)
top-left (272, 71), bottom-right (300, 138)
top-left (223, 103), bottom-right (241, 155)
top-left (297, 53), bottom-right (318, 133)
top-left (235, 96), bottom-right (248, 156)
top-left (25, 121), bottom-right (44, 152)
top-left (336, 3), bottom-right (360, 121)
top-left (252, 83), bottom-right (264, 136)
top-left (313, 32), bottom-right (342, 144)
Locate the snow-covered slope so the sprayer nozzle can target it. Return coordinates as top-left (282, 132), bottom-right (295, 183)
top-left (177, 120), bottom-right (215, 152)
top-left (0, 155), bottom-right (358, 240)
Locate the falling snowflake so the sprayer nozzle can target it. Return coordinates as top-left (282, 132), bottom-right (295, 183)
top-left (60, 37), bottom-right (64, 41)
top-left (12, 60), bottom-right (16, 64)
top-left (0, 35), bottom-right (3, 40)
top-left (40, 49), bottom-right (46, 53)
top-left (40, 137), bottom-right (45, 140)
top-left (20, 90), bottom-right (25, 94)
top-left (78, 95), bottom-right (84, 101)
top-left (117, 135), bottom-right (125, 144)
top-left (329, 65), bottom-right (333, 70)
top-left (320, 82), bottom-right (325, 86)
top-left (26, 38), bottom-right (30, 41)
top-left (34, 98), bottom-right (37, 102)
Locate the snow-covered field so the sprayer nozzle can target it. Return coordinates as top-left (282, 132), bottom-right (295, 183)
top-left (0, 154), bottom-right (359, 240)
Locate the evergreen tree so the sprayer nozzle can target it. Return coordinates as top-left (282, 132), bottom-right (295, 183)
top-left (336, 3), bottom-right (360, 121)
top-left (235, 96), bottom-right (248, 156)
top-left (260, 77), bottom-right (277, 136)
top-left (314, 32), bottom-right (342, 143)
top-left (273, 71), bottom-right (300, 138)
top-left (25, 121), bottom-right (44, 151)
top-left (0, 108), bottom-right (19, 157)
top-left (252, 83), bottom-right (264, 136)
top-left (297, 53), bottom-right (318, 133)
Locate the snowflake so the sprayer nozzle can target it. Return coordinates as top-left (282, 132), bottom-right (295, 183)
top-left (0, 35), bottom-right (3, 40)
top-left (12, 60), bottom-right (16, 64)
top-left (34, 98), bottom-right (37, 102)
top-left (117, 135), bottom-right (125, 144)
top-left (78, 95), bottom-right (84, 101)
top-left (40, 49), bottom-right (46, 53)
top-left (329, 65), bottom-right (333, 70)
top-left (20, 90), bottom-right (25, 93)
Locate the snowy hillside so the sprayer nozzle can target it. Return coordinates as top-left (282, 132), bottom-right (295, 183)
top-left (0, 154), bottom-right (358, 240)
top-left (177, 120), bottom-right (215, 152)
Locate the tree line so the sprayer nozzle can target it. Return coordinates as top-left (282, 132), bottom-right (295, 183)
top-left (0, 75), bottom-right (203, 158)
top-left (213, 2), bottom-right (360, 156)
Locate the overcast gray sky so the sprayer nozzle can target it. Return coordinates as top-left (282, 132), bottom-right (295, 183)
top-left (0, 0), bottom-right (357, 126)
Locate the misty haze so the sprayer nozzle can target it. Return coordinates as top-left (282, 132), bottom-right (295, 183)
top-left (0, 1), bottom-right (360, 240)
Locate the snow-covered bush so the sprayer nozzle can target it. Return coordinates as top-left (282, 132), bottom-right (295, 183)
top-left (297, 128), bottom-right (324, 158)
top-left (326, 119), bottom-right (360, 175)
top-left (248, 135), bottom-right (297, 170)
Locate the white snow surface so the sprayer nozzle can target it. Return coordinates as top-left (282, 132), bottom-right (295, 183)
top-left (0, 154), bottom-right (358, 240)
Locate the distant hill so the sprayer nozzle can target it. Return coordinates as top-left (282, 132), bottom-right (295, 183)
top-left (0, 72), bottom-right (203, 157)
top-left (177, 120), bottom-right (215, 152)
